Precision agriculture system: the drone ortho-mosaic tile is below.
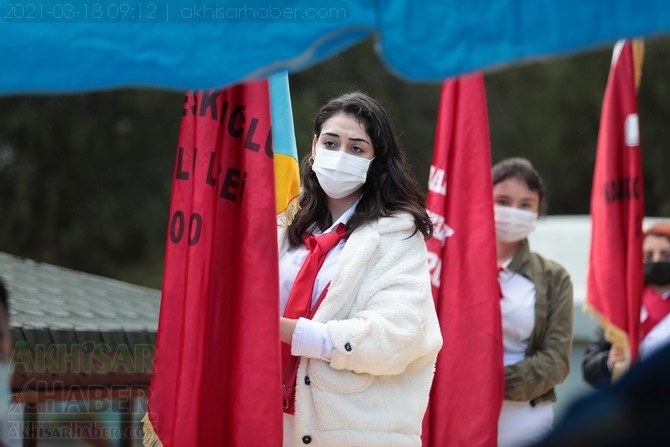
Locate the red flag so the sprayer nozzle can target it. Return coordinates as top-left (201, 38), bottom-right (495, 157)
top-left (586, 40), bottom-right (645, 363)
top-left (144, 83), bottom-right (282, 446)
top-left (422, 74), bottom-right (504, 447)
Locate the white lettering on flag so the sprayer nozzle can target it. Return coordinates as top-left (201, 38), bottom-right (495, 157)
top-left (625, 113), bottom-right (639, 147)
top-left (428, 210), bottom-right (454, 244)
top-left (427, 252), bottom-right (442, 288)
top-left (427, 210), bottom-right (454, 288)
top-left (428, 165), bottom-right (447, 195)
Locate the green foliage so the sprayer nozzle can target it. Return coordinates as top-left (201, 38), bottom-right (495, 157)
top-left (293, 36), bottom-right (670, 216)
top-left (485, 49), bottom-right (611, 214)
top-left (2, 36), bottom-right (670, 287)
top-left (0, 91), bottom-right (183, 287)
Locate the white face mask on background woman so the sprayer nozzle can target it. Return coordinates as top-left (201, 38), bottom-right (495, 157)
top-left (312, 148), bottom-right (372, 199)
top-left (494, 205), bottom-right (538, 243)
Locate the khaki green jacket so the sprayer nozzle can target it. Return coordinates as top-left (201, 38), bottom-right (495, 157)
top-left (505, 239), bottom-right (574, 406)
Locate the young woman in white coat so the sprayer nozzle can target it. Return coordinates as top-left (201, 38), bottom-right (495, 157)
top-left (277, 92), bottom-right (442, 447)
top-left (493, 158), bottom-right (574, 447)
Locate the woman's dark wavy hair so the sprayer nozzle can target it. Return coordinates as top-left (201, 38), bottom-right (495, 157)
top-left (287, 92), bottom-right (433, 247)
top-left (492, 157), bottom-right (547, 215)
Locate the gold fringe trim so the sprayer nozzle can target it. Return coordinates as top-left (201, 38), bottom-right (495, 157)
top-left (277, 194), bottom-right (301, 227)
top-left (632, 39), bottom-right (645, 91)
top-left (142, 413), bottom-right (164, 447)
top-left (582, 302), bottom-right (631, 381)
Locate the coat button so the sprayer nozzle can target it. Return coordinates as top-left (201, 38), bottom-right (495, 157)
top-left (304, 375), bottom-right (310, 385)
top-left (344, 342), bottom-right (352, 352)
top-left (302, 435), bottom-right (312, 444)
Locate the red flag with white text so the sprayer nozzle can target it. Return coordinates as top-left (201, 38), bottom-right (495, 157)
top-left (145, 84), bottom-right (282, 446)
top-left (422, 73), bottom-right (504, 447)
top-left (586, 40), bottom-right (645, 362)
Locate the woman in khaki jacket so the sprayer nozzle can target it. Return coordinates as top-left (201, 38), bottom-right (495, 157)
top-left (492, 158), bottom-right (574, 447)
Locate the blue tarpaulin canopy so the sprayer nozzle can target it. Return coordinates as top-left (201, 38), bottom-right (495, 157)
top-left (2, 0), bottom-right (670, 94)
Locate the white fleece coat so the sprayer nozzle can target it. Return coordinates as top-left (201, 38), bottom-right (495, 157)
top-left (279, 214), bottom-right (443, 447)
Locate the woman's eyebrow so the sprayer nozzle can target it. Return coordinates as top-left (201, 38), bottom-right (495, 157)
top-left (349, 136), bottom-right (371, 144)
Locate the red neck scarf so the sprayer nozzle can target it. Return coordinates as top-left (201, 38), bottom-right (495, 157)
top-left (640, 286), bottom-right (670, 340)
top-left (281, 223), bottom-right (346, 414)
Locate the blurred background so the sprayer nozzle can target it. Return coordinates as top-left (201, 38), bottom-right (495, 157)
top-left (1, 35), bottom-right (670, 289)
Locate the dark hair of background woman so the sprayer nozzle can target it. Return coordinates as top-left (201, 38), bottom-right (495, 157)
top-left (492, 157), bottom-right (547, 215)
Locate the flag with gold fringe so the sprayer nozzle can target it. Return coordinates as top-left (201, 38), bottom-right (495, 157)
top-left (144, 71), bottom-right (299, 446)
top-left (585, 39), bottom-right (645, 376)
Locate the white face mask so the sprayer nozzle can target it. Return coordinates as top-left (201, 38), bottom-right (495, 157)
top-left (494, 205), bottom-right (538, 243)
top-left (312, 148), bottom-right (373, 199)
